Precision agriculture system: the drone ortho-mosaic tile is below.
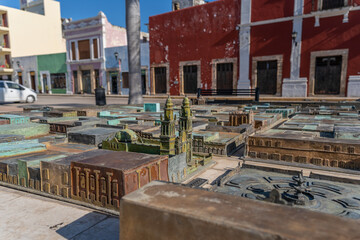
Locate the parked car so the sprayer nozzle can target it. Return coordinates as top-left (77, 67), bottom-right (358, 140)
top-left (0, 81), bottom-right (37, 103)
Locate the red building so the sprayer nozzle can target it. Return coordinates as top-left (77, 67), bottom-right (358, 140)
top-left (149, 0), bottom-right (360, 97)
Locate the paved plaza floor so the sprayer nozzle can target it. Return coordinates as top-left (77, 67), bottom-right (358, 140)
top-left (0, 186), bottom-right (118, 240)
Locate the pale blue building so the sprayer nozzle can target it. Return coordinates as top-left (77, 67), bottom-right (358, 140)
top-left (105, 42), bottom-right (150, 95)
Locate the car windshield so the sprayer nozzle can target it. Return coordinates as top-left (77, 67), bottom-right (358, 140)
top-left (0, 82), bottom-right (5, 88)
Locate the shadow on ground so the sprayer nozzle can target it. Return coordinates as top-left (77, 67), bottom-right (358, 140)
top-left (56, 211), bottom-right (119, 240)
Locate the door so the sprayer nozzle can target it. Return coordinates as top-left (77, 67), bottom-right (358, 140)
top-left (315, 56), bottom-right (342, 95)
top-left (73, 71), bottom-right (79, 94)
top-left (82, 70), bottom-right (91, 94)
top-left (155, 67), bottom-right (167, 94)
top-left (257, 60), bottom-right (278, 95)
top-left (216, 63), bottom-right (233, 92)
top-left (42, 74), bottom-right (48, 93)
top-left (18, 72), bottom-right (23, 85)
top-left (183, 65), bottom-right (198, 94)
top-left (111, 75), bottom-right (118, 94)
top-left (30, 72), bottom-right (36, 91)
top-left (0, 81), bottom-right (5, 102)
top-left (95, 70), bottom-right (100, 88)
top-left (141, 69), bottom-right (147, 94)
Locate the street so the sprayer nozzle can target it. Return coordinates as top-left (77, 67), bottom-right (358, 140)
top-left (0, 95), bottom-right (184, 113)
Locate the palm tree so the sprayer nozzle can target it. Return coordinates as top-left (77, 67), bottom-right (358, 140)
top-left (126, 0), bottom-right (143, 104)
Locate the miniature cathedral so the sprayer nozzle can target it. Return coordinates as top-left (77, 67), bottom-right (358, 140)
top-left (160, 96), bottom-right (193, 163)
top-left (160, 96), bottom-right (177, 156)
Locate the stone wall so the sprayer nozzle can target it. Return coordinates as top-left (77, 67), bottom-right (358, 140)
top-left (120, 181), bottom-right (360, 240)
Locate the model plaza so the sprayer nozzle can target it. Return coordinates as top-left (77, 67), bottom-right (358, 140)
top-left (0, 98), bottom-right (359, 238)
top-left (1, 0), bottom-right (360, 239)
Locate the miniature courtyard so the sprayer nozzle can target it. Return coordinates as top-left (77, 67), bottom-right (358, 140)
top-left (0, 97), bottom-right (359, 229)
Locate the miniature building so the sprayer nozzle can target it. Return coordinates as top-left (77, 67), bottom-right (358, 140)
top-left (177, 97), bottom-right (193, 163)
top-left (40, 149), bottom-right (112, 198)
top-left (102, 126), bottom-right (161, 155)
top-left (71, 151), bottom-right (169, 210)
top-left (68, 125), bottom-right (123, 146)
top-left (193, 131), bottom-right (243, 156)
top-left (247, 133), bottom-right (360, 170)
top-left (228, 111), bottom-right (254, 127)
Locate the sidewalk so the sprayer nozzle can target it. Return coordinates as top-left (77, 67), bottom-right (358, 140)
top-left (38, 93), bottom-right (359, 102)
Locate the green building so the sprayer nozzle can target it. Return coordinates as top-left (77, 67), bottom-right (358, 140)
top-left (37, 53), bottom-right (67, 94)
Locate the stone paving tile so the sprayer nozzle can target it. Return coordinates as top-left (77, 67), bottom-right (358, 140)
top-left (0, 186), bottom-right (118, 240)
top-left (71, 217), bottom-right (119, 240)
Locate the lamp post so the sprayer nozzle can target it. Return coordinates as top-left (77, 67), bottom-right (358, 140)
top-left (292, 31), bottom-right (298, 46)
top-left (114, 52), bottom-right (122, 95)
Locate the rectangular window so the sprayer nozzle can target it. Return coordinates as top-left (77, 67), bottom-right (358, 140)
top-left (63, 172), bottom-right (68, 185)
top-left (18, 72), bottom-right (23, 85)
top-left (1, 13), bottom-right (8, 27)
top-left (51, 73), bottom-right (66, 89)
top-left (42, 169), bottom-right (50, 180)
top-left (101, 177), bottom-right (106, 194)
top-left (71, 42), bottom-right (76, 60)
top-left (80, 173), bottom-right (86, 189)
top-left (93, 39), bottom-right (99, 59)
top-left (348, 147), bottom-right (355, 154)
top-left (322, 0), bottom-right (345, 10)
top-left (122, 72), bottom-right (129, 88)
top-left (112, 180), bottom-right (118, 197)
top-left (78, 39), bottom-right (91, 60)
top-left (3, 34), bottom-right (10, 48)
top-left (90, 175), bottom-right (95, 190)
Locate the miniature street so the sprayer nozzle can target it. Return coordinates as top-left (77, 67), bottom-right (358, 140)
top-left (0, 95), bottom-right (184, 113)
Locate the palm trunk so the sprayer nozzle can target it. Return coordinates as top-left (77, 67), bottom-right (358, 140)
top-left (126, 0), bottom-right (143, 104)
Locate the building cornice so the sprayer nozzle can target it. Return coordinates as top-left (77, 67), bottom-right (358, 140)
top-left (238, 6), bottom-right (360, 27)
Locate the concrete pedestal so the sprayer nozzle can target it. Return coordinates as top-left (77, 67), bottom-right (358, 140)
top-left (282, 78), bottom-right (308, 97)
top-left (347, 76), bottom-right (360, 97)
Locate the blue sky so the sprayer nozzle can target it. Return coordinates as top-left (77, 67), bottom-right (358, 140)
top-left (1, 0), bottom-right (216, 32)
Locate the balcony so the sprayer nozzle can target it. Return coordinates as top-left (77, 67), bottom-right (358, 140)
top-left (0, 47), bottom-right (11, 54)
top-left (0, 39), bottom-right (10, 54)
top-left (0, 26), bottom-right (9, 34)
top-left (0, 64), bottom-right (13, 74)
top-left (0, 55), bottom-right (13, 74)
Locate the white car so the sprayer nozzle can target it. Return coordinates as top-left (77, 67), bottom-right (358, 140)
top-left (0, 81), bottom-right (37, 103)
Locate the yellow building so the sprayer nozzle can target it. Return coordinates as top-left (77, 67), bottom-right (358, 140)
top-left (0, 0), bottom-right (65, 80)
